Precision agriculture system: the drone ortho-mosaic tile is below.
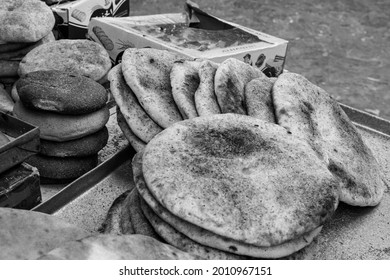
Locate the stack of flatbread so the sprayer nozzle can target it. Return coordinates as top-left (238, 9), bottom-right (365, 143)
top-left (105, 47), bottom-right (387, 258)
top-left (0, 0), bottom-right (56, 112)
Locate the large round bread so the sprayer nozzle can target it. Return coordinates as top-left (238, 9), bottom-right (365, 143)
top-left (26, 153), bottom-right (98, 180)
top-left (0, 0), bottom-right (55, 43)
top-left (39, 234), bottom-right (200, 260)
top-left (108, 64), bottom-right (162, 143)
top-left (214, 58), bottom-right (265, 114)
top-left (18, 40), bottom-right (112, 81)
top-left (139, 196), bottom-right (246, 260)
top-left (170, 60), bottom-right (201, 119)
top-left (116, 107), bottom-right (146, 152)
top-left (134, 152), bottom-right (323, 259)
top-left (17, 70), bottom-right (108, 114)
top-left (0, 207), bottom-right (89, 260)
top-left (121, 48), bottom-right (184, 128)
top-left (142, 113), bottom-right (339, 247)
top-left (13, 101), bottom-right (109, 142)
top-left (39, 126), bottom-right (108, 157)
top-left (273, 72), bottom-right (387, 206)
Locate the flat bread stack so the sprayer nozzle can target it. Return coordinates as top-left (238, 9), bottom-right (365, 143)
top-left (0, 0), bottom-right (55, 106)
top-left (13, 71), bottom-right (110, 183)
top-left (123, 114), bottom-right (340, 259)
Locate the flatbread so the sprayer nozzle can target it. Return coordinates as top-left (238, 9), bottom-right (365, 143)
top-left (142, 113), bottom-right (339, 247)
top-left (128, 188), bottom-right (162, 241)
top-left (139, 196), bottom-right (246, 260)
top-left (170, 59), bottom-right (201, 119)
top-left (39, 126), bottom-right (109, 157)
top-left (108, 64), bottom-right (162, 142)
top-left (121, 48), bottom-right (184, 128)
top-left (116, 107), bottom-right (146, 152)
top-left (273, 72), bottom-right (386, 206)
top-left (194, 60), bottom-right (221, 116)
top-left (18, 40), bottom-right (112, 81)
top-left (13, 101), bottom-right (109, 142)
top-left (0, 0), bottom-right (55, 43)
top-left (214, 58), bottom-right (265, 114)
top-left (17, 70), bottom-right (108, 115)
top-left (0, 207), bottom-right (89, 260)
top-left (244, 77), bottom-right (276, 122)
top-left (0, 32), bottom-right (55, 60)
top-left (39, 234), bottom-right (200, 260)
top-left (99, 190), bottom-right (135, 235)
top-left (134, 152), bottom-right (324, 259)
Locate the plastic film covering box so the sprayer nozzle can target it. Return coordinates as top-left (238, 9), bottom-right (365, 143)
top-left (88, 3), bottom-right (288, 77)
top-left (49, 0), bottom-right (129, 39)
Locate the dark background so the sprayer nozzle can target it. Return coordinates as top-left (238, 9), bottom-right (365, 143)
top-left (130, 0), bottom-right (390, 120)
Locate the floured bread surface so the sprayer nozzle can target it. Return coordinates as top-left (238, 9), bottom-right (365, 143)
top-left (214, 58), bottom-right (265, 114)
top-left (195, 60), bottom-right (221, 116)
top-left (170, 60), bottom-right (201, 119)
top-left (0, 0), bottom-right (55, 43)
top-left (116, 107), bottom-right (146, 152)
top-left (142, 114), bottom-right (339, 247)
top-left (18, 40), bottom-right (112, 81)
top-left (273, 72), bottom-right (386, 206)
top-left (0, 207), bottom-right (89, 260)
top-left (244, 77), bottom-right (276, 123)
top-left (122, 48), bottom-right (184, 128)
top-left (39, 234), bottom-right (200, 260)
top-left (134, 152), bottom-right (324, 259)
top-left (108, 65), bottom-right (162, 142)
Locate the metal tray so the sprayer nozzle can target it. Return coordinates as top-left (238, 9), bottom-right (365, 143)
top-left (33, 104), bottom-right (390, 259)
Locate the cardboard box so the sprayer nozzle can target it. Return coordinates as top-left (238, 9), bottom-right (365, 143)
top-left (51, 0), bottom-right (129, 39)
top-left (0, 112), bottom-right (40, 174)
top-left (88, 3), bottom-right (288, 76)
top-left (0, 162), bottom-right (41, 210)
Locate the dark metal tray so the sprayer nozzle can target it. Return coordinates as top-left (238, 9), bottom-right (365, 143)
top-left (33, 104), bottom-right (390, 258)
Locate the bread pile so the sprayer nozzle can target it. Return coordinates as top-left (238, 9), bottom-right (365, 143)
top-left (0, 0), bottom-right (55, 109)
top-left (105, 47), bottom-right (387, 259)
top-left (13, 71), bottom-right (110, 183)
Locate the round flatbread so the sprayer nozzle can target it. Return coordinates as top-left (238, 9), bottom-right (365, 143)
top-left (99, 190), bottom-right (135, 235)
top-left (128, 188), bottom-right (162, 240)
top-left (142, 113), bottom-right (339, 247)
top-left (273, 72), bottom-right (386, 206)
top-left (116, 107), bottom-right (146, 152)
top-left (121, 48), bottom-right (184, 128)
top-left (170, 59), bottom-right (201, 119)
top-left (13, 101), bottom-right (109, 142)
top-left (26, 153), bottom-right (98, 181)
top-left (39, 126), bottom-right (109, 157)
top-left (39, 234), bottom-right (200, 260)
top-left (108, 64), bottom-right (162, 142)
top-left (17, 70), bottom-right (108, 114)
top-left (194, 60), bottom-right (221, 116)
top-left (134, 152), bottom-right (324, 259)
top-left (244, 77), bottom-right (276, 122)
top-left (0, 207), bottom-right (89, 260)
top-left (18, 39), bottom-right (112, 81)
top-left (140, 196), bottom-right (246, 260)
top-left (214, 58), bottom-right (265, 114)
top-left (0, 0), bottom-right (55, 43)
top-left (0, 32), bottom-right (55, 60)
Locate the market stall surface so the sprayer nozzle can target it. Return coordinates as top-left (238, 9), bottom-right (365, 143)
top-left (130, 0), bottom-right (390, 119)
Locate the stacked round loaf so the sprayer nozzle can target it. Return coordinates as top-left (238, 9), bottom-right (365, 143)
top-left (13, 71), bottom-right (110, 183)
top-left (0, 0), bottom-right (55, 102)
